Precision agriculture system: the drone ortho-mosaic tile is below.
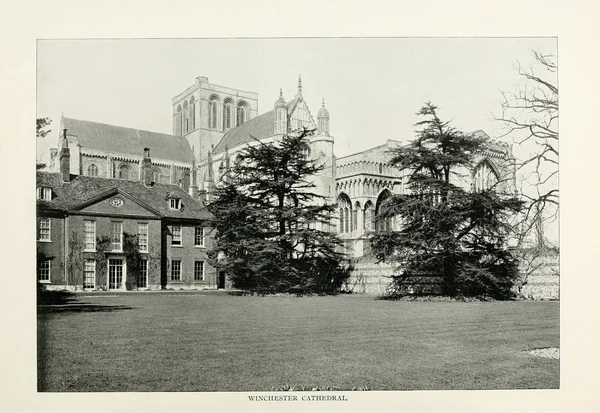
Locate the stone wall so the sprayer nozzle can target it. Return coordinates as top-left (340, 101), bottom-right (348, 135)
top-left (344, 253), bottom-right (559, 300)
top-left (514, 253), bottom-right (559, 300)
top-left (342, 259), bottom-right (394, 295)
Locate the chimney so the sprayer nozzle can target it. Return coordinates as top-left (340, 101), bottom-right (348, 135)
top-left (59, 129), bottom-right (70, 182)
top-left (142, 147), bottom-right (153, 186)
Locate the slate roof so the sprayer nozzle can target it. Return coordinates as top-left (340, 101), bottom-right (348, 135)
top-left (212, 110), bottom-right (275, 155)
top-left (37, 172), bottom-right (211, 220)
top-left (61, 117), bottom-right (194, 163)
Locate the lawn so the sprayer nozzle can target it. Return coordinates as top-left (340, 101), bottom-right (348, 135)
top-left (37, 291), bottom-right (559, 391)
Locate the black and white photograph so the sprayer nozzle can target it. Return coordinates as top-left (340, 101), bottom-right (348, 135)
top-left (34, 37), bottom-right (560, 392)
top-left (3, 2), bottom-right (599, 411)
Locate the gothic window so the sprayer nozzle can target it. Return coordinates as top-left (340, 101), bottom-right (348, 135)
top-left (175, 105), bottom-right (182, 136)
top-left (375, 190), bottom-right (393, 232)
top-left (223, 98), bottom-right (234, 131)
top-left (183, 101), bottom-right (189, 134)
top-left (473, 159), bottom-right (500, 192)
top-left (363, 201), bottom-right (374, 231)
top-left (337, 193), bottom-right (352, 234)
top-left (237, 101), bottom-right (247, 126)
top-left (209, 95), bottom-right (220, 129)
top-left (345, 207), bottom-right (350, 232)
top-left (119, 165), bottom-right (130, 180)
top-left (87, 164), bottom-right (98, 177)
top-left (300, 143), bottom-right (311, 159)
top-left (189, 96), bottom-right (196, 130)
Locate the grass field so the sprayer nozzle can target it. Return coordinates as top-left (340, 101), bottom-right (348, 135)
top-left (37, 291), bottom-right (559, 392)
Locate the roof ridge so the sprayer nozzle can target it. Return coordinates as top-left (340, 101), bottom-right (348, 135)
top-left (63, 116), bottom-right (178, 138)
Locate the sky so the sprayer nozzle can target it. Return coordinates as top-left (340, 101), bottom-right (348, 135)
top-left (36, 38), bottom-right (558, 240)
top-left (36, 37), bottom-right (556, 161)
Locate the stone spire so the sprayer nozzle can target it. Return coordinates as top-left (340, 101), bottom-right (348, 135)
top-left (274, 88), bottom-right (288, 134)
top-left (296, 74), bottom-right (303, 97)
top-left (204, 149), bottom-right (215, 202)
top-left (317, 98), bottom-right (330, 136)
top-left (207, 149), bottom-right (214, 181)
top-left (189, 148), bottom-right (198, 199)
top-left (274, 88), bottom-right (286, 108)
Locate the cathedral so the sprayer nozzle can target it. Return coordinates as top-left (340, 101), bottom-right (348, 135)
top-left (48, 75), bottom-right (516, 260)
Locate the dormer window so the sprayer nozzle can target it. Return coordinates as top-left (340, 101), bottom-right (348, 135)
top-left (37, 187), bottom-right (52, 201)
top-left (169, 198), bottom-right (182, 210)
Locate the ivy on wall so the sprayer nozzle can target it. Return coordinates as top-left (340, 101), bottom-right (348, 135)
top-left (73, 233), bottom-right (162, 290)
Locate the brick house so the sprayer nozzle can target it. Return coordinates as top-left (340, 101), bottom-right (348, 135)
top-left (37, 134), bottom-right (216, 291)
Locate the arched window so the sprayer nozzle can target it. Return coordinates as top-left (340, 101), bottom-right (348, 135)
top-left (473, 159), bottom-right (500, 191)
top-left (223, 98), bottom-right (234, 131)
top-left (87, 164), bottom-right (98, 177)
top-left (337, 193), bottom-right (352, 234)
top-left (300, 143), bottom-right (311, 159)
top-left (183, 101), bottom-right (189, 134)
top-left (375, 189), bottom-right (393, 232)
top-left (189, 96), bottom-right (196, 130)
top-left (363, 201), bottom-right (374, 231)
top-left (152, 170), bottom-right (159, 183)
top-left (175, 105), bottom-right (182, 136)
top-left (209, 95), bottom-right (220, 129)
top-left (119, 164), bottom-right (131, 180)
top-left (353, 201), bottom-right (360, 232)
top-left (237, 101), bottom-right (248, 126)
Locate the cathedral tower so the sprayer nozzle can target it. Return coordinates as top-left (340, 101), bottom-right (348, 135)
top-left (172, 76), bottom-right (258, 165)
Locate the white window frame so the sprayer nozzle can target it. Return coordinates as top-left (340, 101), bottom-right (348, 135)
top-left (138, 259), bottom-right (148, 288)
top-left (38, 218), bottom-right (51, 242)
top-left (194, 261), bottom-right (204, 281)
top-left (111, 221), bottom-right (123, 251)
top-left (37, 187), bottom-right (52, 201)
top-left (172, 225), bottom-right (182, 246)
top-left (84, 220), bottom-right (96, 251)
top-left (171, 260), bottom-right (182, 281)
top-left (38, 259), bottom-right (51, 282)
top-left (83, 259), bottom-right (96, 289)
top-left (138, 222), bottom-right (149, 252)
top-left (194, 226), bottom-right (205, 247)
top-left (169, 198), bottom-right (181, 210)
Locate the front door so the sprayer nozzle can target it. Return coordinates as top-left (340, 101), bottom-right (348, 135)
top-left (108, 258), bottom-right (124, 290)
top-left (218, 271), bottom-right (226, 289)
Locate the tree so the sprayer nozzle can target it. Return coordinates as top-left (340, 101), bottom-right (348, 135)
top-left (370, 103), bottom-right (524, 300)
top-left (207, 129), bottom-right (351, 295)
top-left (496, 51), bottom-right (558, 247)
top-left (36, 117), bottom-right (52, 170)
top-left (37, 117), bottom-right (52, 138)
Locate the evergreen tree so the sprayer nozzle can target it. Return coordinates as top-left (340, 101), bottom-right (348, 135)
top-left (370, 103), bottom-right (523, 299)
top-left (207, 129), bottom-right (351, 295)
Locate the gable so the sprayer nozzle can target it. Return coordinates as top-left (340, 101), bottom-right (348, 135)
top-left (74, 192), bottom-right (161, 218)
top-left (289, 100), bottom-right (316, 131)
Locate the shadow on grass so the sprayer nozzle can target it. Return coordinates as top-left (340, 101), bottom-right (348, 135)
top-left (37, 290), bottom-right (78, 306)
top-left (38, 304), bottom-right (135, 314)
top-left (37, 290), bottom-right (135, 314)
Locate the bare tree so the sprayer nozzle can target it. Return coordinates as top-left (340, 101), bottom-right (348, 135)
top-left (496, 51), bottom-right (558, 246)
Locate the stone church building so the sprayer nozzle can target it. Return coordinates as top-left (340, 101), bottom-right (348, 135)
top-left (45, 75), bottom-right (516, 279)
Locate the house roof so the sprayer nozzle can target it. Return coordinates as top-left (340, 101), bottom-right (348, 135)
top-left (61, 117), bottom-right (194, 163)
top-left (37, 172), bottom-right (211, 220)
top-left (212, 110), bottom-right (275, 155)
